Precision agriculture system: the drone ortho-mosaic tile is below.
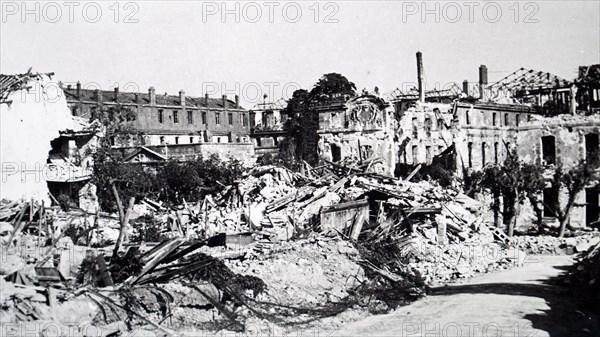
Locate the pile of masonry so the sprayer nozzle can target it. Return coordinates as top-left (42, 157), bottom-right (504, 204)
top-left (512, 235), bottom-right (600, 255)
top-left (1, 161), bottom-right (588, 335)
top-left (561, 241), bottom-right (600, 294)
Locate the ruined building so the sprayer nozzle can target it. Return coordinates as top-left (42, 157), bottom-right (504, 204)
top-left (517, 114), bottom-right (600, 228)
top-left (315, 93), bottom-right (396, 175)
top-left (392, 52), bottom-right (599, 229)
top-left (0, 72), bottom-right (98, 209)
top-left (248, 99), bottom-right (288, 157)
top-left (64, 84), bottom-right (255, 163)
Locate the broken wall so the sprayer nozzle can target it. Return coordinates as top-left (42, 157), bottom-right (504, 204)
top-left (0, 75), bottom-right (78, 203)
top-left (452, 102), bottom-right (535, 173)
top-left (141, 143), bottom-right (255, 164)
top-left (516, 114), bottom-right (600, 228)
top-left (396, 103), bottom-right (454, 166)
top-left (317, 95), bottom-right (396, 175)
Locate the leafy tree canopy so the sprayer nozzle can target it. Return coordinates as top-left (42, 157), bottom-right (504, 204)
top-left (309, 73), bottom-right (357, 99)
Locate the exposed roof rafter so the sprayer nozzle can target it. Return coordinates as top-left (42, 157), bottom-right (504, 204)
top-left (489, 67), bottom-right (571, 92)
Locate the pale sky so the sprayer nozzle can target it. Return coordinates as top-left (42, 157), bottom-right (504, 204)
top-left (1, 1), bottom-right (599, 108)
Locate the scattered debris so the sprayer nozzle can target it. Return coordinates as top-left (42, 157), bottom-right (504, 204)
top-left (1, 160), bottom-right (596, 335)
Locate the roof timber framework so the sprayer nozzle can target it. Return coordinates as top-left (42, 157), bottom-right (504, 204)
top-left (389, 83), bottom-right (463, 102)
top-left (0, 68), bottom-right (54, 104)
top-left (490, 67), bottom-right (572, 93)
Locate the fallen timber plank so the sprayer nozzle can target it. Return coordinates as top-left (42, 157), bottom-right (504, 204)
top-left (405, 164), bottom-right (423, 182)
top-left (129, 238), bottom-right (186, 285)
top-left (138, 259), bottom-right (214, 285)
top-left (141, 238), bottom-right (179, 263)
top-left (159, 233), bottom-right (226, 265)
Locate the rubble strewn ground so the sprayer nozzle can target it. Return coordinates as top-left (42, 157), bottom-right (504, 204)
top-left (1, 162), bottom-right (599, 336)
top-left (559, 241), bottom-right (600, 294)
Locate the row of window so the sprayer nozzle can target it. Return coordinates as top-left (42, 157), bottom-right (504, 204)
top-left (411, 117), bottom-right (445, 137)
top-left (404, 145), bottom-right (446, 164)
top-left (465, 111), bottom-right (528, 127)
top-left (157, 109), bottom-right (249, 127)
top-left (157, 135), bottom-right (235, 145)
top-left (466, 133), bottom-right (599, 168)
top-left (467, 141), bottom-right (504, 168)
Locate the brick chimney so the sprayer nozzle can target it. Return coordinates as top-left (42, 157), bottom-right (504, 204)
top-left (114, 87), bottom-right (119, 102)
top-left (416, 51), bottom-right (425, 102)
top-left (205, 93), bottom-right (209, 107)
top-left (179, 90), bottom-right (185, 106)
top-left (462, 80), bottom-right (469, 96)
top-left (76, 81), bottom-right (81, 99)
top-left (149, 86), bottom-right (156, 105)
top-left (479, 65), bottom-right (488, 99)
top-left (235, 95), bottom-right (240, 109)
top-left (135, 93), bottom-right (141, 104)
top-left (222, 94), bottom-right (227, 109)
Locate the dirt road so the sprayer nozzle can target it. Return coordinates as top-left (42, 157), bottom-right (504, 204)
top-left (336, 255), bottom-right (599, 337)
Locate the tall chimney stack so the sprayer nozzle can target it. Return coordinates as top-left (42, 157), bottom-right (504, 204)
top-left (76, 81), bottom-right (81, 99)
top-left (235, 95), bottom-right (240, 109)
top-left (114, 87), bottom-right (119, 102)
top-left (462, 80), bottom-right (469, 96)
top-left (205, 93), bottom-right (209, 107)
top-left (416, 51), bottom-right (425, 103)
top-left (179, 90), bottom-right (186, 106)
top-left (479, 65), bottom-right (488, 99)
top-left (149, 86), bottom-right (156, 105)
top-left (222, 94), bottom-right (227, 109)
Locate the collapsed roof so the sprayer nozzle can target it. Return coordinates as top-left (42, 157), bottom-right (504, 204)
top-left (577, 65), bottom-right (600, 86)
top-left (389, 84), bottom-right (463, 102)
top-left (0, 69), bottom-right (54, 104)
top-left (489, 67), bottom-right (572, 93)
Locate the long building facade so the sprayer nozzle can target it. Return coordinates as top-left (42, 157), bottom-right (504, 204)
top-left (64, 84), bottom-right (255, 163)
top-left (393, 62), bottom-right (599, 229)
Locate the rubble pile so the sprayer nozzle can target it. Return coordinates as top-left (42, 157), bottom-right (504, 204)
top-left (513, 234), bottom-right (600, 255)
top-left (561, 241), bottom-right (600, 294)
top-left (3, 160), bottom-right (590, 335)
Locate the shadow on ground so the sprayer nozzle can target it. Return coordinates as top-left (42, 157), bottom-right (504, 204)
top-left (431, 264), bottom-right (600, 337)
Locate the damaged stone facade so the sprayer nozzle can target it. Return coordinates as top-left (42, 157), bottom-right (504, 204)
top-left (453, 102), bottom-right (535, 172)
top-left (394, 101), bottom-right (535, 172)
top-left (516, 114), bottom-right (600, 228)
top-left (248, 99), bottom-right (288, 157)
top-left (46, 126), bottom-right (99, 211)
top-left (0, 73), bottom-right (98, 206)
top-left (392, 63), bottom-right (599, 229)
top-left (395, 103), bottom-right (454, 166)
top-left (315, 94), bottom-right (396, 175)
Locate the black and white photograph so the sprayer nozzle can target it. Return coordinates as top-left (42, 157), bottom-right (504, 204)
top-left (1, 1), bottom-right (599, 336)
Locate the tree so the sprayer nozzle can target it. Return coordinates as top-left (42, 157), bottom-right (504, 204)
top-left (309, 73), bottom-right (356, 98)
top-left (552, 159), bottom-right (599, 238)
top-left (86, 104), bottom-right (158, 253)
top-left (281, 89), bottom-right (315, 165)
top-left (521, 162), bottom-right (548, 233)
top-left (282, 73), bottom-right (357, 166)
top-left (89, 104), bottom-right (156, 212)
top-left (156, 155), bottom-right (244, 205)
top-left (471, 149), bottom-right (546, 237)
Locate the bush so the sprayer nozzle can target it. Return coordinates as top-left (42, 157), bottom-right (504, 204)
top-left (156, 155), bottom-right (244, 205)
top-left (94, 161), bottom-right (157, 212)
